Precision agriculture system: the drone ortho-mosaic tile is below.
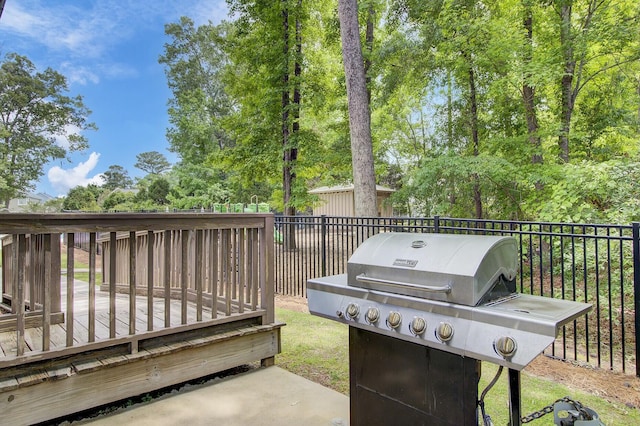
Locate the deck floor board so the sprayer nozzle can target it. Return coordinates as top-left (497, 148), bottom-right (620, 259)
top-left (0, 279), bottom-right (236, 360)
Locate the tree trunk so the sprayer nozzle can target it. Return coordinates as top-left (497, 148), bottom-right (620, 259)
top-left (522, 1), bottom-right (542, 165)
top-left (637, 76), bottom-right (640, 127)
top-left (558, 1), bottom-right (574, 163)
top-left (292, 0), bottom-right (301, 187)
top-left (466, 54), bottom-right (482, 220)
top-left (364, 2), bottom-right (374, 104)
top-left (447, 70), bottom-right (453, 149)
top-left (281, 1), bottom-right (297, 250)
top-left (338, 0), bottom-right (378, 217)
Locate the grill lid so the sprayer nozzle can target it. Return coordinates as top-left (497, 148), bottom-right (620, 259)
top-left (347, 232), bottom-right (518, 306)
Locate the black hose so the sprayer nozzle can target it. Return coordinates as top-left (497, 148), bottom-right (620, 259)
top-left (478, 365), bottom-right (504, 426)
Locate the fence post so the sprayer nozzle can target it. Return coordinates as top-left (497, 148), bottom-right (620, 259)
top-left (434, 216), bottom-right (440, 233)
top-left (321, 215), bottom-right (327, 277)
top-left (633, 222), bottom-right (640, 377)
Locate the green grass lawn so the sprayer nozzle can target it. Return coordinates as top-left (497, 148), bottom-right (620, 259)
top-left (61, 251), bottom-right (102, 283)
top-left (275, 307), bottom-right (639, 425)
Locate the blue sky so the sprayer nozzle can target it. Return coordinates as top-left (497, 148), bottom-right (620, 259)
top-left (0, 0), bottom-right (228, 196)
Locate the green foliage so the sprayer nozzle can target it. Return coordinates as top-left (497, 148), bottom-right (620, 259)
top-left (159, 18), bottom-right (234, 165)
top-left (147, 178), bottom-right (170, 205)
top-left (102, 190), bottom-right (137, 211)
top-left (101, 165), bottom-right (133, 190)
top-left (62, 184), bottom-right (103, 211)
top-left (398, 154), bottom-right (526, 219)
top-left (0, 52), bottom-right (95, 206)
top-left (166, 163), bottom-right (230, 209)
top-left (533, 160), bottom-right (640, 224)
top-left (149, 1), bottom-right (639, 220)
top-left (134, 151), bottom-right (171, 175)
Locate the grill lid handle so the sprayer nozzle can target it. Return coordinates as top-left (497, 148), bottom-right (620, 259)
top-left (355, 274), bottom-right (452, 294)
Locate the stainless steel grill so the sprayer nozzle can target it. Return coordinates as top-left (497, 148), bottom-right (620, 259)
top-left (308, 232), bottom-right (592, 370)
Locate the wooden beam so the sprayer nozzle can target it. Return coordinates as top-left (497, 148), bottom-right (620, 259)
top-left (0, 326), bottom-right (281, 425)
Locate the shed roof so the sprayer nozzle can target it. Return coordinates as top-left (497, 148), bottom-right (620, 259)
top-left (309, 184), bottom-right (395, 194)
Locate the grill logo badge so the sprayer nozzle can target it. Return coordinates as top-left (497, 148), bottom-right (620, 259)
top-left (393, 259), bottom-right (418, 268)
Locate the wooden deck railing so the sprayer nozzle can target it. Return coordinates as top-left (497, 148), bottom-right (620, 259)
top-left (99, 228), bottom-right (263, 317)
top-left (0, 213), bottom-right (275, 368)
top-left (2, 233), bottom-right (62, 318)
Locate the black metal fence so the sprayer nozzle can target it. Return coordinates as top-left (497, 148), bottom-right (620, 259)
top-left (274, 215), bottom-right (640, 376)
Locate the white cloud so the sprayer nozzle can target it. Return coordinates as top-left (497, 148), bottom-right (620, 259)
top-left (2, 1), bottom-right (228, 56)
top-left (1, 5), bottom-right (45, 34)
top-left (2, 1), bottom-right (128, 58)
top-left (47, 152), bottom-right (105, 195)
top-left (183, 1), bottom-right (229, 26)
top-left (1, 1), bottom-right (228, 85)
top-left (59, 63), bottom-right (100, 86)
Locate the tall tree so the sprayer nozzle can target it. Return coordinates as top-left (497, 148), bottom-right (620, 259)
top-left (225, 0), bottom-right (326, 214)
top-left (102, 165), bottom-right (133, 190)
top-left (159, 18), bottom-right (234, 165)
top-left (134, 151), bottom-right (171, 175)
top-left (338, 0), bottom-right (378, 217)
top-left (281, 0), bottom-right (304, 249)
top-left (0, 53), bottom-right (95, 207)
top-left (551, 0), bottom-right (640, 162)
top-left (522, 0), bottom-right (542, 165)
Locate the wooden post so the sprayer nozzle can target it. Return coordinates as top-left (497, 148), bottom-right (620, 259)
top-left (260, 215), bottom-right (276, 368)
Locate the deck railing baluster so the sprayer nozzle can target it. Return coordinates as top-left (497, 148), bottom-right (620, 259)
top-left (66, 233), bottom-right (75, 347)
top-left (89, 233), bottom-right (96, 342)
top-left (146, 231), bottom-right (154, 332)
top-left (129, 231), bottom-right (136, 337)
top-left (224, 229), bottom-right (232, 316)
top-left (42, 234), bottom-right (51, 351)
top-left (17, 234), bottom-right (26, 356)
top-left (212, 229), bottom-right (219, 319)
top-left (108, 232), bottom-right (116, 339)
top-left (163, 230), bottom-right (171, 328)
top-left (28, 236), bottom-right (35, 312)
top-left (181, 229), bottom-right (189, 325)
top-left (238, 228), bottom-right (245, 314)
top-left (195, 229), bottom-right (203, 322)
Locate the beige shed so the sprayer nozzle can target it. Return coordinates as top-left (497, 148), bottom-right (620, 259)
top-left (309, 184), bottom-right (395, 217)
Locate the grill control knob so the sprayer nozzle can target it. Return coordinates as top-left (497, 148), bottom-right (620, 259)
top-left (436, 322), bottom-right (454, 342)
top-left (409, 317), bottom-right (427, 336)
top-left (365, 307), bottom-right (380, 324)
top-left (494, 336), bottom-right (517, 358)
top-left (346, 303), bottom-right (360, 320)
top-left (386, 311), bottom-right (402, 329)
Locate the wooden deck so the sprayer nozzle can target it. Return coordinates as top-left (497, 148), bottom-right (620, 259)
top-left (0, 213), bottom-right (281, 425)
top-left (0, 278), bottom-right (251, 357)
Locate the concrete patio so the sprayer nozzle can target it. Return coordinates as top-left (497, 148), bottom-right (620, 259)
top-left (73, 366), bottom-right (349, 426)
